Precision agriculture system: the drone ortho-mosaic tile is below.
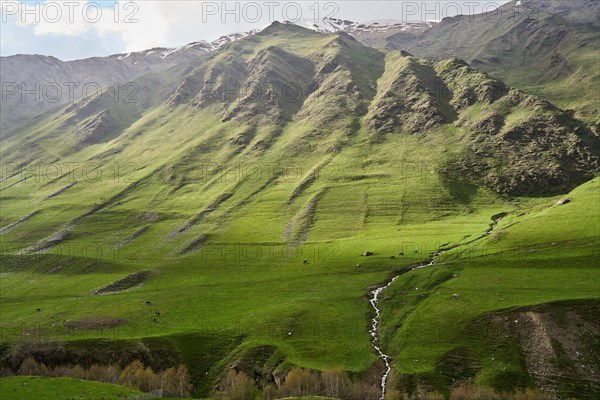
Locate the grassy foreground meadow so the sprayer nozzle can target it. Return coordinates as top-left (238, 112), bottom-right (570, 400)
top-left (1, 8), bottom-right (599, 400)
top-left (0, 376), bottom-right (140, 400)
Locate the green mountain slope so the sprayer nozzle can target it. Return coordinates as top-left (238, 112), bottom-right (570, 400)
top-left (393, 0), bottom-right (600, 124)
top-left (1, 20), bottom-right (598, 399)
top-left (380, 177), bottom-right (600, 398)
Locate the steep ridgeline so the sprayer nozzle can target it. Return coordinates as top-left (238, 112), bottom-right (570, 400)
top-left (391, 0), bottom-right (600, 122)
top-left (2, 22), bottom-right (598, 197)
top-left (0, 29), bottom-right (264, 133)
top-left (163, 23), bottom-right (598, 197)
top-left (0, 62), bottom-right (194, 170)
top-left (365, 53), bottom-right (599, 195)
top-left (0, 44), bottom-right (213, 133)
top-left (168, 23), bottom-right (384, 131)
top-left (304, 17), bottom-right (437, 48)
top-left (0, 17), bottom-right (436, 133)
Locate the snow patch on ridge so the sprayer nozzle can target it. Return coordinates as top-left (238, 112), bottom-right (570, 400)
top-left (305, 17), bottom-right (436, 35)
top-left (106, 18), bottom-right (435, 64)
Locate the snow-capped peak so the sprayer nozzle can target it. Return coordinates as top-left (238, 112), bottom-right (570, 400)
top-left (111, 18), bottom-right (435, 65)
top-left (304, 17), bottom-right (436, 35)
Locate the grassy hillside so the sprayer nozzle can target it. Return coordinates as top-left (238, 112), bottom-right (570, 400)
top-left (380, 177), bottom-right (600, 398)
top-left (402, 0), bottom-right (600, 123)
top-left (0, 376), bottom-right (140, 400)
top-left (1, 21), bottom-right (598, 399)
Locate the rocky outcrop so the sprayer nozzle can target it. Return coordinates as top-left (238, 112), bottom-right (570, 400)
top-left (74, 109), bottom-right (120, 145)
top-left (450, 90), bottom-right (599, 195)
top-left (222, 46), bottom-right (314, 123)
top-left (365, 55), bottom-right (455, 134)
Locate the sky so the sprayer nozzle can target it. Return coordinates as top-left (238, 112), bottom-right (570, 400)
top-left (1, 0), bottom-right (512, 60)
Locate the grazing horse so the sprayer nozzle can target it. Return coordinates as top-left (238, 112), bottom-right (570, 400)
top-left (145, 301), bottom-right (152, 305)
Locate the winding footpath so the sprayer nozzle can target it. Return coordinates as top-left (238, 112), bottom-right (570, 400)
top-left (369, 220), bottom-right (501, 399)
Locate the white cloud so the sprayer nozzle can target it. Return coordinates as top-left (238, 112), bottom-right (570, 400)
top-left (5, 1), bottom-right (93, 36)
top-left (2, 1), bottom-right (176, 51)
top-left (1, 0), bottom-right (512, 59)
top-left (94, 1), bottom-right (173, 52)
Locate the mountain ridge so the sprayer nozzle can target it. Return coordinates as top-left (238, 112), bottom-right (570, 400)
top-left (393, 0), bottom-right (600, 122)
top-left (0, 18), bottom-right (434, 132)
top-left (3, 22), bottom-right (598, 196)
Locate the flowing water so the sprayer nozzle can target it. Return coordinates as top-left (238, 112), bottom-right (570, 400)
top-left (368, 256), bottom-right (438, 399)
top-left (368, 219), bottom-right (501, 399)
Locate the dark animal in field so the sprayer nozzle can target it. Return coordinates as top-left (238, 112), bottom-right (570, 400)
top-left (303, 260), bottom-right (309, 264)
top-left (155, 311), bottom-right (160, 316)
top-left (35, 308), bottom-right (41, 312)
top-left (152, 318), bottom-right (158, 323)
top-left (146, 301), bottom-right (152, 305)
top-left (399, 252), bottom-right (405, 256)
top-left (390, 256), bottom-right (396, 259)
top-left (362, 251), bottom-right (374, 257)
